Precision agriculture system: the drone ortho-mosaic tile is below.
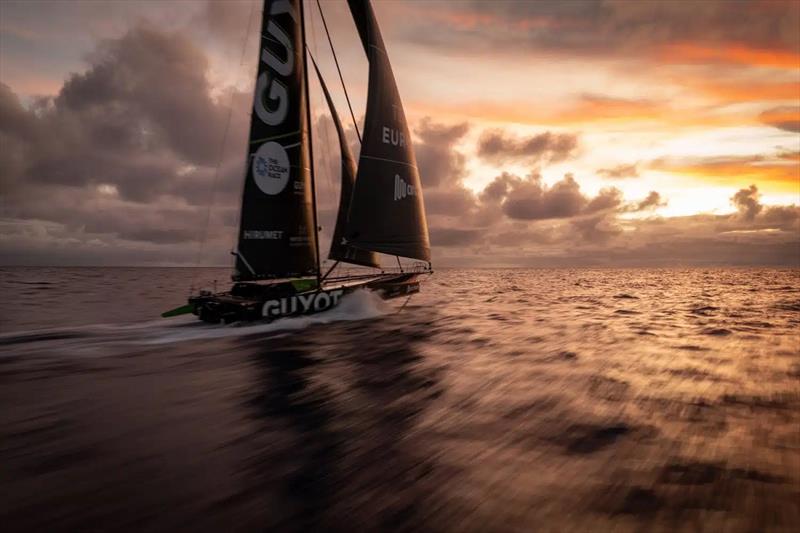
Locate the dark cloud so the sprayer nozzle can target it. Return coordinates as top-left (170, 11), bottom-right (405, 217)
top-left (731, 184), bottom-right (763, 220)
top-left (760, 106), bottom-right (800, 133)
top-left (571, 213), bottom-right (623, 243)
top-left (633, 191), bottom-right (667, 211)
top-left (0, 21), bottom-right (248, 261)
top-left (411, 117), bottom-right (478, 218)
top-left (479, 172), bottom-right (622, 221)
top-left (430, 227), bottom-right (483, 247)
top-left (415, 118), bottom-right (470, 187)
top-left (477, 129), bottom-right (579, 165)
top-left (597, 163), bottom-right (639, 179)
top-left (585, 187), bottom-right (623, 213)
top-left (389, 0), bottom-right (799, 62)
top-left (56, 24), bottom-right (231, 165)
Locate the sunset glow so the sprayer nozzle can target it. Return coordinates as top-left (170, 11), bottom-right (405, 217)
top-left (0, 0), bottom-right (797, 266)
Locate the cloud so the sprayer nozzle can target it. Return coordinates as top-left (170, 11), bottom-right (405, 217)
top-left (598, 163), bottom-right (639, 179)
top-left (411, 117), bottom-right (478, 218)
top-left (477, 129), bottom-right (578, 165)
top-left (633, 191), bottom-right (667, 211)
top-left (0, 21), bottom-right (248, 265)
top-left (731, 185), bottom-right (763, 221)
top-left (650, 153), bottom-right (800, 191)
top-left (760, 106), bottom-right (800, 133)
top-left (429, 227), bottom-right (483, 247)
top-left (390, 0), bottom-right (799, 64)
top-left (479, 172), bottom-right (621, 221)
top-left (414, 118), bottom-right (470, 188)
top-left (570, 213), bottom-right (622, 243)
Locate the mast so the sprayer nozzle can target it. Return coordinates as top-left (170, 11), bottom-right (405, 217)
top-left (299, 0), bottom-right (322, 286)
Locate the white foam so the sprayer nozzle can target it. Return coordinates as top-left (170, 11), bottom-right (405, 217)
top-left (0, 289), bottom-right (393, 356)
top-left (137, 288), bottom-right (391, 345)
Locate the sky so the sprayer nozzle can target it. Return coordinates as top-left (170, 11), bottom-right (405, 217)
top-left (0, 0), bottom-right (798, 267)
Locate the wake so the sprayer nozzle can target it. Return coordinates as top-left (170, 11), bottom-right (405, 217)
top-left (0, 289), bottom-right (391, 356)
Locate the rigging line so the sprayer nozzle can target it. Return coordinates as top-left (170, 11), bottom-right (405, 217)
top-left (308, 11), bottom-right (336, 272)
top-left (316, 0), bottom-right (362, 144)
top-left (307, 13), bottom-right (335, 193)
top-left (191, 0), bottom-right (257, 295)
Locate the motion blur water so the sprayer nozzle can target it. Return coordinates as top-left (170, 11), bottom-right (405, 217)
top-left (1, 267), bottom-right (798, 532)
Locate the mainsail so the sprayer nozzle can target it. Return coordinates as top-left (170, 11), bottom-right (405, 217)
top-left (344, 0), bottom-right (431, 262)
top-left (235, 0), bottom-right (318, 280)
top-left (311, 59), bottom-right (380, 269)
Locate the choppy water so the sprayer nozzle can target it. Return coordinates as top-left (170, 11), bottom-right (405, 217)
top-left (1, 267), bottom-right (799, 532)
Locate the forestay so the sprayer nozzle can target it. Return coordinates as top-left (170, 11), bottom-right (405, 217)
top-left (311, 58), bottom-right (380, 269)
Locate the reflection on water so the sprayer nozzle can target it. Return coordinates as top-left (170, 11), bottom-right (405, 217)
top-left (0, 267), bottom-right (798, 531)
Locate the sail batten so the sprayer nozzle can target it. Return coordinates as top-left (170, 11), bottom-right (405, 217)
top-left (343, 0), bottom-right (431, 262)
top-left (234, 0), bottom-right (318, 281)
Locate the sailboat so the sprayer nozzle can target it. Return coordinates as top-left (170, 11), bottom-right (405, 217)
top-left (170, 0), bottom-right (432, 324)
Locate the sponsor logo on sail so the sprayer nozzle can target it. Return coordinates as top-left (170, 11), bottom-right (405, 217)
top-left (253, 0), bottom-right (296, 127)
top-left (262, 289), bottom-right (344, 318)
top-left (243, 230), bottom-right (284, 240)
top-left (382, 126), bottom-right (406, 147)
top-left (250, 0), bottom-right (295, 197)
top-left (394, 174), bottom-right (415, 201)
top-left (253, 141), bottom-right (290, 195)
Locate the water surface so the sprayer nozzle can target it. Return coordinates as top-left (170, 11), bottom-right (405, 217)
top-left (1, 267), bottom-right (798, 531)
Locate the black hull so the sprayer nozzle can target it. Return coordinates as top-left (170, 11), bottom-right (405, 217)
top-left (188, 273), bottom-right (421, 324)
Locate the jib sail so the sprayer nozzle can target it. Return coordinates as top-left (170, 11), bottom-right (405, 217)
top-left (344, 0), bottom-right (431, 262)
top-left (234, 0), bottom-right (318, 280)
top-left (311, 59), bottom-right (380, 269)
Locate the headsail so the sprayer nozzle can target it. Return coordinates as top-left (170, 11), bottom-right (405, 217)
top-left (311, 59), bottom-right (380, 269)
top-left (344, 0), bottom-right (431, 262)
top-left (235, 0), bottom-right (318, 280)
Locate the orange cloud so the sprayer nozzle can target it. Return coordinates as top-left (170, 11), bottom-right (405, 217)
top-left (651, 155), bottom-right (800, 193)
top-left (692, 80), bottom-right (800, 103)
top-left (661, 42), bottom-right (800, 70)
top-left (411, 95), bottom-right (755, 130)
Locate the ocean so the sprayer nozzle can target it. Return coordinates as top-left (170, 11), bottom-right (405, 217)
top-left (1, 267), bottom-right (798, 532)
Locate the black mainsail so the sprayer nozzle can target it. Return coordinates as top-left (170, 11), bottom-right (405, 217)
top-left (311, 59), bottom-right (380, 269)
top-left (235, 0), bottom-right (318, 280)
top-left (344, 0), bottom-right (431, 262)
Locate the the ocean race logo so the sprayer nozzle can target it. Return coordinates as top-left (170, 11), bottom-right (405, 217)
top-left (252, 0), bottom-right (295, 196)
top-left (262, 290), bottom-right (344, 318)
top-left (252, 141), bottom-right (289, 195)
top-left (394, 174), bottom-right (415, 201)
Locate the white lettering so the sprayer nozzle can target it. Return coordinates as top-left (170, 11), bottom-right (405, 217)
top-left (261, 290), bottom-right (345, 318)
top-left (394, 174), bottom-right (415, 201)
top-left (381, 126), bottom-right (407, 146)
top-left (263, 299), bottom-right (280, 317)
top-left (253, 0), bottom-right (295, 127)
top-left (254, 74), bottom-right (288, 126)
top-left (297, 293), bottom-right (316, 312)
top-left (314, 292), bottom-right (330, 310)
top-left (243, 230), bottom-right (284, 240)
top-left (263, 21), bottom-right (293, 76)
top-left (330, 290), bottom-right (343, 306)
